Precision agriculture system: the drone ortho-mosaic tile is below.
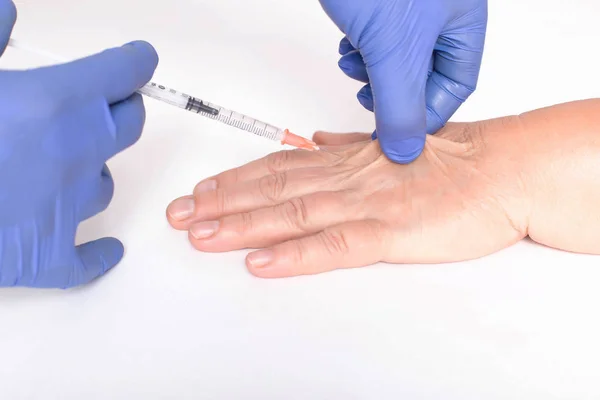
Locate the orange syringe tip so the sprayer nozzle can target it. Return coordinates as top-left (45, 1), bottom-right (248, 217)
top-left (281, 129), bottom-right (320, 151)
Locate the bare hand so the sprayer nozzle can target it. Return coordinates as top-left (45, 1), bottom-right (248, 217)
top-left (166, 120), bottom-right (530, 278)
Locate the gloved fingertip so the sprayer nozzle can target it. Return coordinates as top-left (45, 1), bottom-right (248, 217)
top-left (99, 237), bottom-right (125, 268)
top-left (339, 37), bottom-right (355, 55)
top-left (0, 0), bottom-right (17, 54)
top-left (109, 91), bottom-right (146, 155)
top-left (0, 0), bottom-right (17, 22)
top-left (123, 40), bottom-right (153, 51)
top-left (337, 57), bottom-right (350, 73)
top-left (72, 237), bottom-right (124, 287)
top-left (123, 40), bottom-right (159, 68)
top-left (357, 83), bottom-right (371, 96)
top-left (357, 92), bottom-right (374, 112)
top-left (337, 50), bottom-right (359, 70)
top-left (338, 51), bottom-right (369, 83)
top-left (357, 84), bottom-right (374, 111)
top-left (101, 163), bottom-right (112, 178)
top-left (379, 136), bottom-right (426, 164)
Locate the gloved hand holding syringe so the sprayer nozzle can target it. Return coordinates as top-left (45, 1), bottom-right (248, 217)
top-left (7, 38), bottom-right (319, 151)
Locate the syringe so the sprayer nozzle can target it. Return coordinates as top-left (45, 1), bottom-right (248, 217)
top-left (137, 82), bottom-right (318, 150)
top-left (6, 39), bottom-right (319, 151)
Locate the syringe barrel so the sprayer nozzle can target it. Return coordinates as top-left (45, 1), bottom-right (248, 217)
top-left (139, 81), bottom-right (286, 142)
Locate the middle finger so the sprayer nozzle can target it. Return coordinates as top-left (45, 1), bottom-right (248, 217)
top-left (167, 166), bottom-right (348, 230)
top-left (186, 189), bottom-right (365, 252)
top-left (195, 147), bottom-right (342, 191)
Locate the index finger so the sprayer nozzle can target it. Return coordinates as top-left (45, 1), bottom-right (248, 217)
top-left (45, 41), bottom-right (159, 105)
top-left (197, 148), bottom-right (341, 191)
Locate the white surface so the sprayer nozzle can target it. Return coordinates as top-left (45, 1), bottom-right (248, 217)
top-left (1, 0), bottom-right (599, 398)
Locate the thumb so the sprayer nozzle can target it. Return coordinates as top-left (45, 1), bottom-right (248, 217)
top-left (0, 0), bottom-right (16, 56)
top-left (68, 237), bottom-right (124, 288)
top-left (368, 49), bottom-right (431, 164)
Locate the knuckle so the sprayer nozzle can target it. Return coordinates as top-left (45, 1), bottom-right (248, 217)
top-left (214, 189), bottom-right (229, 214)
top-left (282, 197), bottom-right (311, 230)
top-left (364, 220), bottom-right (387, 244)
top-left (289, 240), bottom-right (307, 266)
top-left (258, 173), bottom-right (287, 202)
top-left (230, 167), bottom-right (240, 185)
top-left (319, 228), bottom-right (351, 256)
top-left (266, 150), bottom-right (292, 174)
top-left (237, 212), bottom-right (254, 234)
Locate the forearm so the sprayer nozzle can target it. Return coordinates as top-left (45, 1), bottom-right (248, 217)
top-left (517, 99), bottom-right (600, 253)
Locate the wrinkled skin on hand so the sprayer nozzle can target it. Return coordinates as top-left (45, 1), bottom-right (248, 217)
top-left (166, 117), bottom-right (532, 278)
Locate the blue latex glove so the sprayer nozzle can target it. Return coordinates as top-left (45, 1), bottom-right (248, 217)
top-left (0, 0), bottom-right (158, 288)
top-left (320, 0), bottom-right (488, 163)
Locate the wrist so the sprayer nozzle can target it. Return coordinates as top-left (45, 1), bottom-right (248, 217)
top-left (516, 99), bottom-right (600, 252)
top-left (434, 116), bottom-right (534, 236)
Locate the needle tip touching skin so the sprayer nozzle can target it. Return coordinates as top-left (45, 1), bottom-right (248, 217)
top-left (282, 129), bottom-right (320, 151)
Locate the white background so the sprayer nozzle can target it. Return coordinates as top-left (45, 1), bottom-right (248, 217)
top-left (1, 0), bottom-right (599, 398)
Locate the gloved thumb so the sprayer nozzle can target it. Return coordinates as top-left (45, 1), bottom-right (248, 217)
top-left (368, 52), bottom-right (430, 164)
top-left (0, 0), bottom-right (16, 56)
top-left (69, 237), bottom-right (124, 288)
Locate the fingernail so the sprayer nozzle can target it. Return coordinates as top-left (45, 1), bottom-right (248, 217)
top-left (190, 221), bottom-right (219, 240)
top-left (195, 180), bottom-right (217, 193)
top-left (168, 198), bottom-right (195, 221)
top-left (247, 250), bottom-right (274, 269)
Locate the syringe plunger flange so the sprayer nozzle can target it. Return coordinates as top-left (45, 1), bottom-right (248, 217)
top-left (185, 97), bottom-right (219, 115)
